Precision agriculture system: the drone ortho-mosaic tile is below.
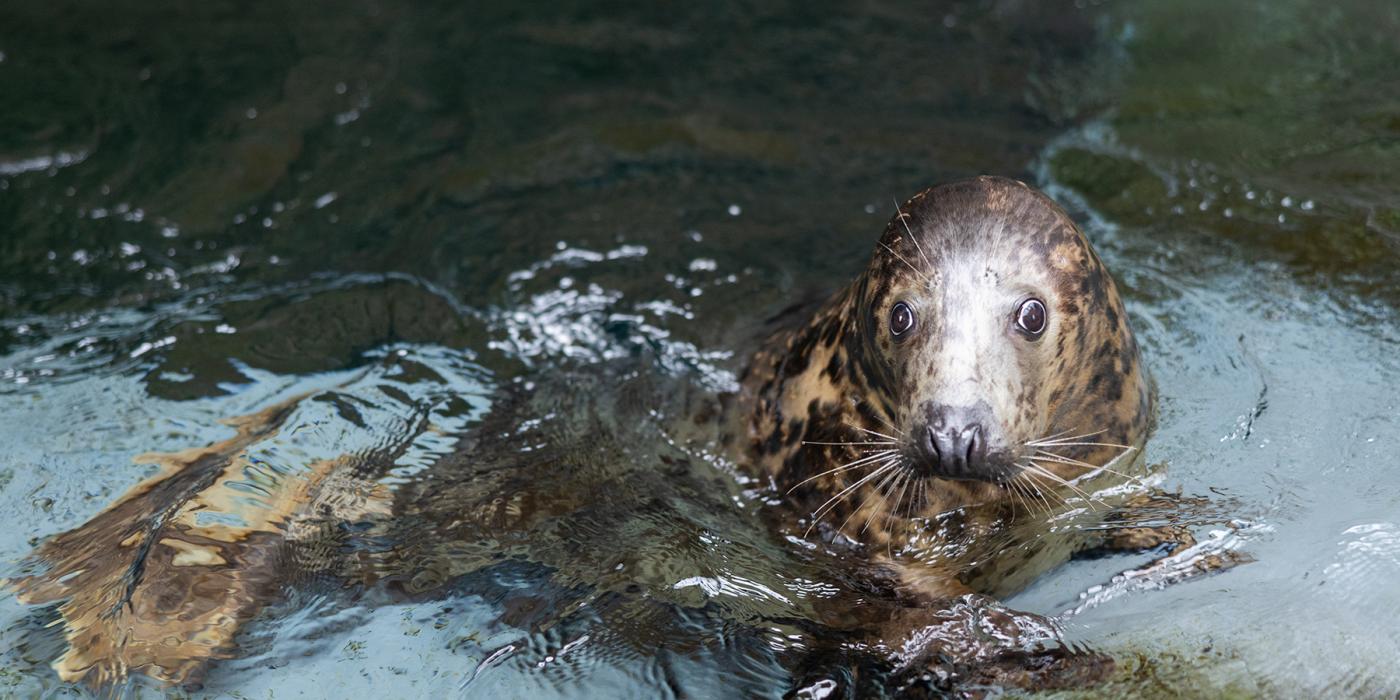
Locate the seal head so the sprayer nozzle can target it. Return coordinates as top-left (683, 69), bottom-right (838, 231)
top-left (743, 176), bottom-right (1151, 541)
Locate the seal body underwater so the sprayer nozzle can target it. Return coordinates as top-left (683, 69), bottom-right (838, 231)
top-left (6, 176), bottom-right (1188, 695)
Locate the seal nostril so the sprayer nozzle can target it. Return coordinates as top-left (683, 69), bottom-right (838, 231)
top-left (965, 426), bottom-right (981, 469)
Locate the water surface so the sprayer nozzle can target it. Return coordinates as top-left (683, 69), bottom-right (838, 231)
top-left (1, 1), bottom-right (1398, 697)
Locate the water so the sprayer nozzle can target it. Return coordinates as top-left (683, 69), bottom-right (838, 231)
top-left (1, 0), bottom-right (1398, 696)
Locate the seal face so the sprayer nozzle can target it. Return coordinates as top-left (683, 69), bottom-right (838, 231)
top-left (741, 176), bottom-right (1152, 551)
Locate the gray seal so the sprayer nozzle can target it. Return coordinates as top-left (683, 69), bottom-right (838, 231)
top-left (739, 175), bottom-right (1153, 597)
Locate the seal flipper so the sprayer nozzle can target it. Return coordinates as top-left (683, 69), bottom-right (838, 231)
top-left (1074, 489), bottom-right (1251, 579)
top-left (3, 394), bottom-right (397, 689)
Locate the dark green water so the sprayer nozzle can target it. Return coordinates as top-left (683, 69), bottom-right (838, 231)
top-left (1, 1), bottom-right (1398, 697)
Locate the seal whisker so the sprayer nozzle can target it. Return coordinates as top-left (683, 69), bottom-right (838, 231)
top-left (1025, 480), bottom-right (1053, 517)
top-left (835, 472), bottom-right (885, 537)
top-left (786, 450), bottom-right (898, 494)
top-left (1008, 478), bottom-right (1030, 518)
top-left (805, 459), bottom-right (900, 535)
top-left (1024, 462), bottom-right (1089, 501)
top-left (890, 460), bottom-right (912, 514)
top-left (916, 474), bottom-right (931, 517)
top-left (1031, 449), bottom-right (1112, 469)
top-left (807, 458), bottom-right (900, 536)
top-left (858, 412), bottom-right (907, 438)
top-left (855, 462), bottom-right (906, 535)
top-left (900, 467), bottom-right (917, 522)
top-left (1025, 481), bottom-right (1054, 518)
top-left (1037, 427), bottom-right (1081, 441)
top-left (1019, 465), bottom-right (1060, 508)
top-left (1017, 480), bottom-right (1047, 517)
top-left (1032, 450), bottom-right (1144, 484)
top-left (801, 440), bottom-right (897, 447)
top-left (1024, 462), bottom-right (1106, 509)
top-left (1015, 470), bottom-right (1058, 513)
top-left (848, 424), bottom-right (903, 441)
top-left (1030, 476), bottom-right (1068, 514)
top-left (879, 242), bottom-right (932, 285)
top-left (1027, 429), bottom-right (1105, 444)
top-left (1026, 429), bottom-right (1113, 447)
top-left (1032, 440), bottom-right (1137, 450)
top-left (892, 198), bottom-right (934, 271)
top-left (1006, 480), bottom-right (1032, 519)
top-left (882, 463), bottom-right (915, 534)
top-left (890, 462), bottom-right (912, 523)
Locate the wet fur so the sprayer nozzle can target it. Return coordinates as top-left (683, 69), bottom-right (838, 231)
top-left (739, 176), bottom-right (1152, 596)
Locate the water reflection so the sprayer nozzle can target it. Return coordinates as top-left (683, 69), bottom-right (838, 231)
top-left (1, 0), bottom-right (1399, 696)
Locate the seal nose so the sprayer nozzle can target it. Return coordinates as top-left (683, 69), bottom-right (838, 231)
top-left (921, 403), bottom-right (994, 480)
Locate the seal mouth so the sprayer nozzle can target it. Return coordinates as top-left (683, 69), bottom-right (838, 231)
top-left (908, 450), bottom-right (1021, 484)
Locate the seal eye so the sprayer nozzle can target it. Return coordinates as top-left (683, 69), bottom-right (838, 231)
top-left (890, 302), bottom-right (915, 337)
top-left (1015, 298), bottom-right (1047, 337)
